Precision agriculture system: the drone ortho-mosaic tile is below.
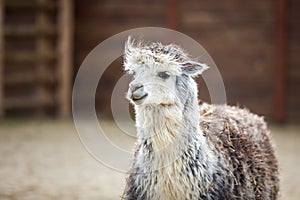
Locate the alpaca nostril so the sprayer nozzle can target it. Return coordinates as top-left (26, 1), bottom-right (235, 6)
top-left (130, 83), bottom-right (143, 93)
top-left (134, 85), bottom-right (143, 92)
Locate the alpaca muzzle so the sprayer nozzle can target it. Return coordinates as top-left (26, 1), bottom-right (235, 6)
top-left (129, 84), bottom-right (148, 104)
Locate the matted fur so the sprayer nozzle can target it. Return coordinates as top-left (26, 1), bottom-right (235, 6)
top-left (199, 103), bottom-right (279, 199)
top-left (122, 38), bottom-right (279, 200)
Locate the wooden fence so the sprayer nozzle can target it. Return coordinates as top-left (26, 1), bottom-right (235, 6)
top-left (0, 0), bottom-right (72, 117)
top-left (0, 0), bottom-right (299, 121)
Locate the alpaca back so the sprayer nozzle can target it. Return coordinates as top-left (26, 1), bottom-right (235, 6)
top-left (123, 103), bottom-right (279, 200)
top-left (200, 103), bottom-right (279, 199)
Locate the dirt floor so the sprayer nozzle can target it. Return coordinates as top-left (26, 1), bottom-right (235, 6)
top-left (0, 120), bottom-right (299, 200)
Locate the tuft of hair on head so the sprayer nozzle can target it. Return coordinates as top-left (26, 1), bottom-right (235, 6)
top-left (123, 36), bottom-right (209, 77)
top-left (123, 36), bottom-right (135, 73)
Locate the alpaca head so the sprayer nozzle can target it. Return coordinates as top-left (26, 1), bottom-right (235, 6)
top-left (124, 37), bottom-right (209, 108)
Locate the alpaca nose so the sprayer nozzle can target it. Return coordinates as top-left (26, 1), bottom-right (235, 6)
top-left (129, 83), bottom-right (148, 102)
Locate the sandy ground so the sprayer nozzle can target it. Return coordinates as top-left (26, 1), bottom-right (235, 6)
top-left (0, 120), bottom-right (299, 200)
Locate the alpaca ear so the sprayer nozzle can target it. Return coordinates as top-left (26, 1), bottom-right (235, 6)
top-left (123, 36), bottom-right (136, 72)
top-left (181, 61), bottom-right (209, 77)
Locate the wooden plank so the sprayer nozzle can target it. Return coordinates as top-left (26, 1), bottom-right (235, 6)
top-left (166, 0), bottom-right (179, 30)
top-left (75, 22), bottom-right (165, 45)
top-left (0, 0), bottom-right (3, 117)
top-left (5, 71), bottom-right (55, 86)
top-left (75, 2), bottom-right (164, 17)
top-left (274, 0), bottom-right (288, 122)
top-left (57, 0), bottom-right (73, 118)
top-left (5, 51), bottom-right (56, 63)
top-left (181, 11), bottom-right (273, 24)
top-left (36, 0), bottom-right (52, 116)
top-left (4, 94), bottom-right (54, 109)
top-left (180, 0), bottom-right (273, 13)
top-left (5, 24), bottom-right (56, 37)
top-left (5, 0), bottom-right (57, 12)
top-left (101, 4), bottom-right (164, 18)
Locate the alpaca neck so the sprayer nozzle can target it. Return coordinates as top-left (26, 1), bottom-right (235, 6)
top-left (135, 93), bottom-right (205, 158)
top-left (135, 103), bottom-right (183, 150)
top-left (134, 94), bottom-right (217, 198)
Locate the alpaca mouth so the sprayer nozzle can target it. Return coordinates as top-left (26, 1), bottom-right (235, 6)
top-left (132, 93), bottom-right (148, 102)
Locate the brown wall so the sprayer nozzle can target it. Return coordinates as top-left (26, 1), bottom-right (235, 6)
top-left (179, 0), bottom-right (275, 117)
top-left (73, 0), bottom-right (298, 121)
top-left (3, 0), bottom-right (298, 120)
top-left (74, 0), bottom-right (167, 117)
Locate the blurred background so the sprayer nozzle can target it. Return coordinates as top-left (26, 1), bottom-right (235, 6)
top-left (0, 0), bottom-right (299, 199)
top-left (0, 0), bottom-right (299, 121)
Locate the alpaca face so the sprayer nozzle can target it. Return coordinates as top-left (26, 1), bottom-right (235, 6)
top-left (127, 64), bottom-right (178, 106)
top-left (124, 37), bottom-right (209, 107)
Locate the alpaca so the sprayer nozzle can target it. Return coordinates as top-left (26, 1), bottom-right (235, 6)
top-left (122, 37), bottom-right (279, 200)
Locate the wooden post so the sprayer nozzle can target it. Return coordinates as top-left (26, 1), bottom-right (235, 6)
top-left (36, 0), bottom-right (51, 116)
top-left (57, 0), bottom-right (73, 118)
top-left (0, 0), bottom-right (4, 117)
top-left (274, 0), bottom-right (288, 122)
top-left (166, 0), bottom-right (179, 30)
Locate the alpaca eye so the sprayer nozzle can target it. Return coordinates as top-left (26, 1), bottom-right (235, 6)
top-left (158, 71), bottom-right (171, 79)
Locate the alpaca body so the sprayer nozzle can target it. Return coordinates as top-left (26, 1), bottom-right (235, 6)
top-left (122, 38), bottom-right (279, 200)
top-left (123, 104), bottom-right (279, 200)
